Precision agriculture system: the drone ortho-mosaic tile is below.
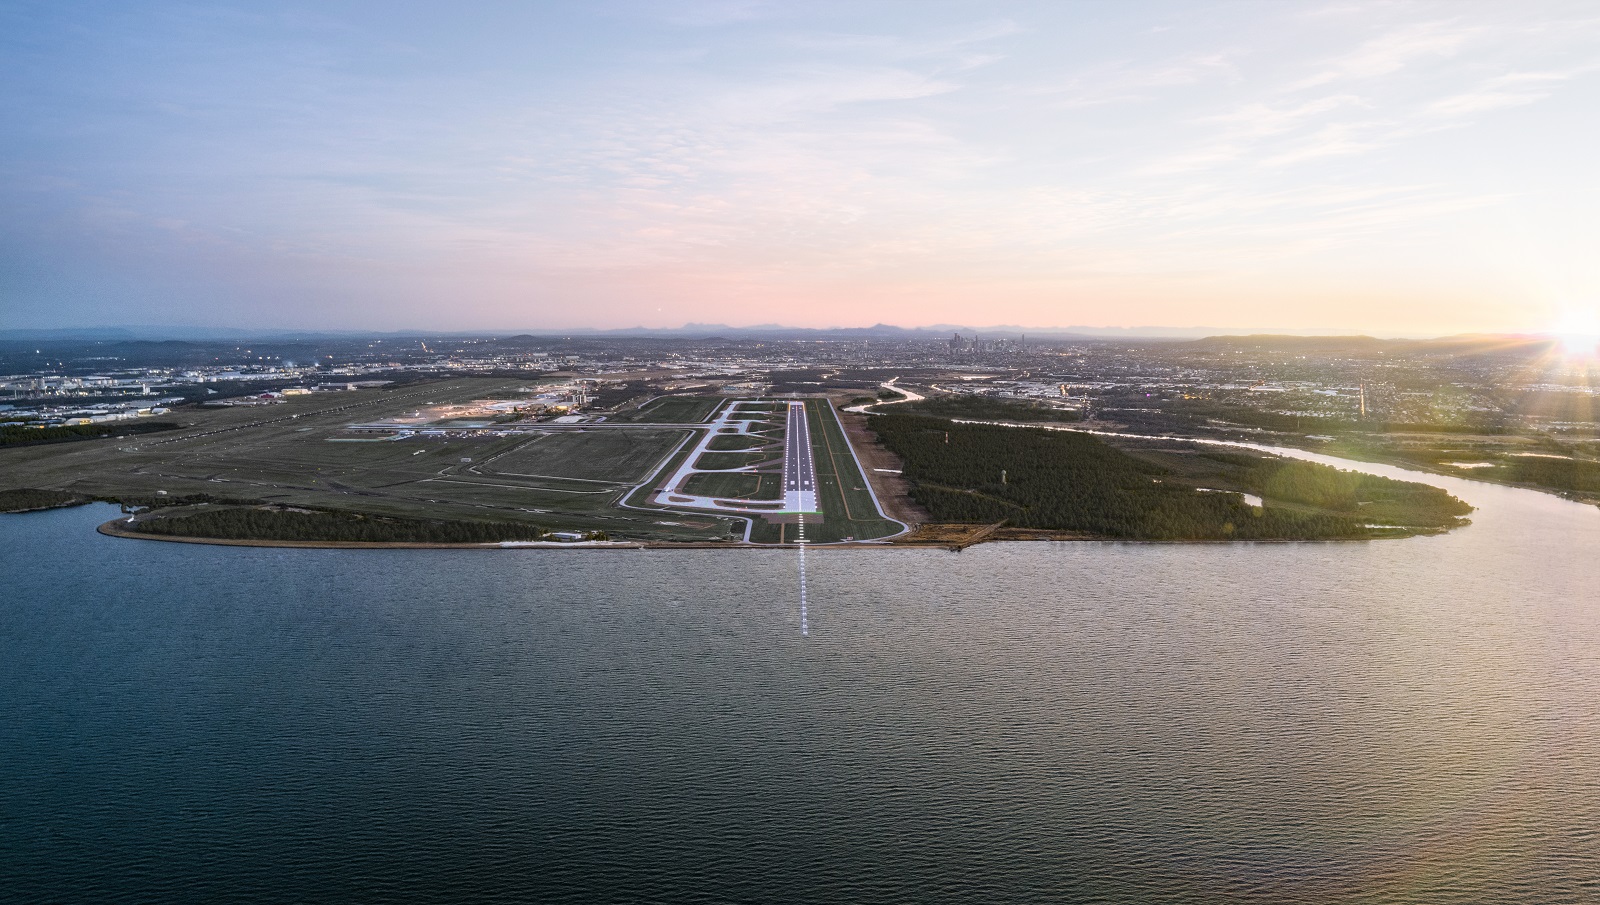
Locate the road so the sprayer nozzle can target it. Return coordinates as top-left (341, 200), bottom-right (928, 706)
top-left (784, 401), bottom-right (818, 513)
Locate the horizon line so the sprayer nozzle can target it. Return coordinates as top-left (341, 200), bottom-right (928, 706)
top-left (2, 322), bottom-right (1554, 342)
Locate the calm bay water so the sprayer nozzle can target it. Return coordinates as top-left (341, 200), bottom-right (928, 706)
top-left (5, 456), bottom-right (1600, 903)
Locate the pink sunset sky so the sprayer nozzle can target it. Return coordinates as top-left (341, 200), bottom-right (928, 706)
top-left (3, 1), bottom-right (1598, 336)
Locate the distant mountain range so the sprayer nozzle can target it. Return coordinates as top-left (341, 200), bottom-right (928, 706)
top-left (1178, 332), bottom-right (1565, 356)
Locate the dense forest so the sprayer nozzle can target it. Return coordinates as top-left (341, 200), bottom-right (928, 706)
top-left (129, 505), bottom-right (567, 544)
top-left (1320, 434), bottom-right (1600, 503)
top-left (869, 414), bottom-right (1469, 540)
top-left (1499, 456), bottom-right (1600, 495)
top-left (895, 395), bottom-right (1081, 423)
top-left (0, 487), bottom-right (262, 514)
top-left (1105, 395), bottom-right (1514, 437)
top-left (0, 487), bottom-right (87, 513)
top-left (1183, 450), bottom-right (1472, 527)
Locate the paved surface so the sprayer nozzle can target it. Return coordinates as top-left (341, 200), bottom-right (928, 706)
top-left (783, 401), bottom-right (818, 514)
top-left (347, 396), bottom-right (887, 540)
top-left (645, 400), bottom-right (786, 515)
top-left (344, 421), bottom-right (707, 435)
top-left (640, 399), bottom-right (818, 516)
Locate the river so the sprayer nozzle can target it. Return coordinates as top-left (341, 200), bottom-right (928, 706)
top-left (4, 450), bottom-right (1599, 903)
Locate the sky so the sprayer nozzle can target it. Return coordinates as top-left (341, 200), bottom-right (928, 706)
top-left (3, 0), bottom-right (1599, 336)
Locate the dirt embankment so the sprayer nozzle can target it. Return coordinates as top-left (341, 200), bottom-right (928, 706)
top-left (832, 399), bottom-right (928, 526)
top-left (893, 523), bottom-right (1101, 548)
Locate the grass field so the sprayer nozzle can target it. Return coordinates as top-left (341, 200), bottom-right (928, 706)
top-left (616, 395), bottom-right (724, 424)
top-left (682, 471), bottom-right (783, 500)
top-left (632, 396), bottom-right (906, 543)
top-left (691, 450), bottom-right (777, 471)
top-left (1, 384), bottom-right (913, 544)
top-left (746, 518), bottom-right (785, 544)
top-left (0, 378), bottom-right (739, 542)
top-left (707, 434), bottom-right (775, 451)
top-left (804, 399), bottom-right (904, 543)
top-left (483, 429), bottom-right (688, 482)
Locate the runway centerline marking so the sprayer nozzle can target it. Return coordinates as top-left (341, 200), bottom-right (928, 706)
top-left (783, 401), bottom-right (819, 515)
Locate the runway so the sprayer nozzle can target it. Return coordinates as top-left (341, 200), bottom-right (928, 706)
top-left (784, 401), bottom-right (818, 514)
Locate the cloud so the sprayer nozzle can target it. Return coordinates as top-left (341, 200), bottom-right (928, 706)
top-left (7, 0), bottom-right (1598, 332)
top-left (1427, 69), bottom-right (1586, 118)
top-left (1200, 94), bottom-right (1365, 137)
top-left (1130, 7), bottom-right (1598, 180)
top-left (1135, 95), bottom-right (1371, 176)
top-left (1259, 124), bottom-right (1381, 167)
top-left (1288, 20), bottom-right (1483, 91)
top-left (1031, 52), bottom-right (1237, 108)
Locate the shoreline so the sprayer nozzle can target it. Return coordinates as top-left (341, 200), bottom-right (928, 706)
top-left (1073, 423), bottom-right (1598, 511)
top-left (94, 517), bottom-right (1428, 551)
top-left (1, 501), bottom-right (89, 515)
top-left (1272, 442), bottom-right (1600, 509)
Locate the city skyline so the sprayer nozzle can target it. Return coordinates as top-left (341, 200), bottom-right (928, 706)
top-left (5, 1), bottom-right (1599, 336)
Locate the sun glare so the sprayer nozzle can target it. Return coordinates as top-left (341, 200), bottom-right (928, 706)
top-left (1552, 308), bottom-right (1600, 359)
